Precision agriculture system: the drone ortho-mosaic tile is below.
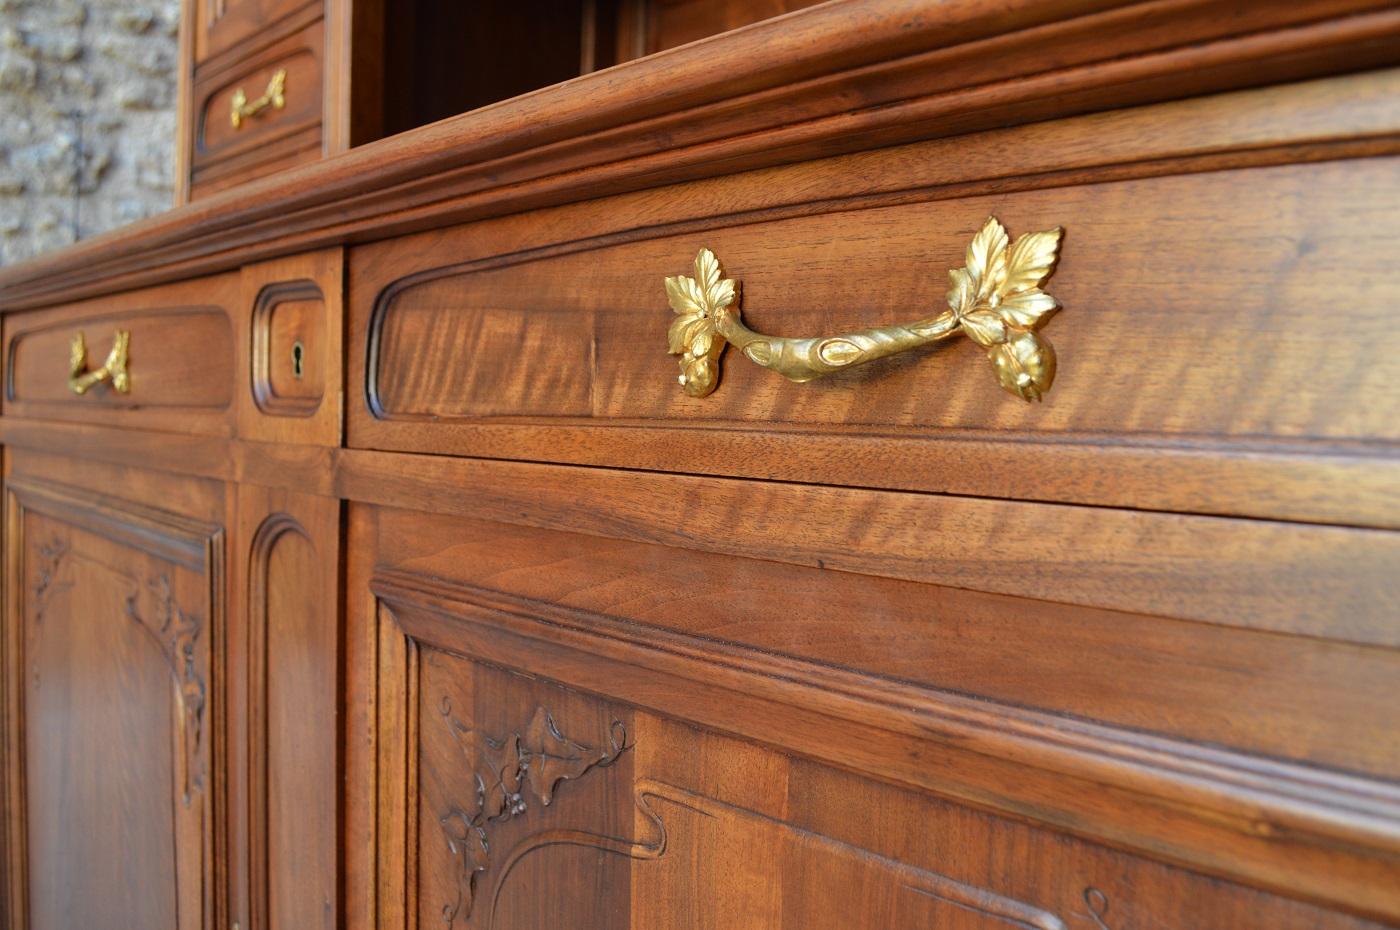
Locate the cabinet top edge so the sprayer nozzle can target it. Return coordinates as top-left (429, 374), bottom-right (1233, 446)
top-left (2, 0), bottom-right (1399, 310)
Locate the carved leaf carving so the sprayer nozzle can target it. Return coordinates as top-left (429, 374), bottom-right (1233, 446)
top-left (31, 538), bottom-right (72, 625)
top-left (437, 699), bottom-right (628, 926)
top-left (125, 573), bottom-right (207, 804)
top-left (519, 705), bottom-right (610, 806)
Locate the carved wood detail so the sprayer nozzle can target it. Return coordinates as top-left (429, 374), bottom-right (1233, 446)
top-left (435, 699), bottom-right (628, 925)
top-left (1083, 888), bottom-right (1116, 930)
top-left (22, 532), bottom-right (209, 804)
top-left (125, 573), bottom-right (208, 804)
top-left (4, 475), bottom-right (223, 930)
top-left (30, 538), bottom-right (71, 625)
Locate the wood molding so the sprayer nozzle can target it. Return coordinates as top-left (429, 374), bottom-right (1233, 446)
top-left (4, 414), bottom-right (1400, 533)
top-left (369, 566), bottom-right (1400, 923)
top-left (2, 421), bottom-right (1399, 635)
top-left (335, 451), bottom-right (1400, 648)
top-left (244, 512), bottom-right (307, 930)
top-left (4, 0), bottom-right (1400, 308)
top-left (229, 488), bottom-right (340, 930)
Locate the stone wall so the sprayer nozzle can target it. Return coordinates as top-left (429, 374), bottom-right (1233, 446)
top-left (0, 0), bottom-right (180, 266)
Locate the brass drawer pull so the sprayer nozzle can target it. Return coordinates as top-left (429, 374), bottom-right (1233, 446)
top-left (665, 216), bottom-right (1064, 401)
top-left (68, 330), bottom-right (131, 395)
top-left (230, 68), bottom-right (286, 129)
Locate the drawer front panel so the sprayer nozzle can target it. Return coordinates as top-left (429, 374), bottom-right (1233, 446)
top-left (3, 274), bottom-right (238, 435)
top-left (347, 70), bottom-right (1400, 526)
top-left (236, 248), bottom-right (345, 445)
top-left (195, 0), bottom-right (319, 64)
top-left (361, 158), bottom-right (1397, 440)
top-left (190, 18), bottom-right (323, 199)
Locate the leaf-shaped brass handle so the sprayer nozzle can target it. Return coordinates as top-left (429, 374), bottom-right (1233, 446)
top-left (665, 217), bottom-right (1064, 401)
top-left (68, 330), bottom-right (130, 395)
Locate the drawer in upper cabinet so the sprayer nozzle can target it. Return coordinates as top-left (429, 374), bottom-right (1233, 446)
top-left (193, 0), bottom-right (321, 64)
top-left (347, 70), bottom-right (1400, 528)
top-left (189, 16), bottom-right (323, 200)
top-left (3, 273), bottom-right (239, 436)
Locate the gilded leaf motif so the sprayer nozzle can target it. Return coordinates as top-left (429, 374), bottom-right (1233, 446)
top-left (959, 310), bottom-right (1007, 347)
top-left (942, 217), bottom-right (1064, 402)
top-left (998, 289), bottom-right (1058, 328)
top-left (665, 247), bottom-right (739, 397)
top-left (1004, 228), bottom-right (1062, 296)
top-left (946, 268), bottom-right (973, 315)
top-left (964, 216), bottom-right (1008, 287)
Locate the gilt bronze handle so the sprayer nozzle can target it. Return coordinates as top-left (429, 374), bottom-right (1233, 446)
top-left (68, 330), bottom-right (130, 395)
top-left (230, 68), bottom-right (286, 129)
top-left (665, 217), bottom-right (1064, 401)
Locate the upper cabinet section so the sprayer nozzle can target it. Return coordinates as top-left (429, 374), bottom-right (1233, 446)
top-left (175, 0), bottom-right (850, 198)
top-left (189, 15), bottom-right (325, 199)
top-left (363, 0), bottom-right (827, 141)
top-left (623, 0), bottom-right (827, 56)
top-left (181, 1), bottom-right (325, 201)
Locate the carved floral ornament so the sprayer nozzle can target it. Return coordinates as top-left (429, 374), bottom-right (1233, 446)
top-left (29, 541), bottom-right (206, 805)
top-left (665, 216), bottom-right (1065, 401)
top-left (437, 700), bottom-right (628, 925)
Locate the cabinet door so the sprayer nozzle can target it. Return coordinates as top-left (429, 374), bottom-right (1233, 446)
top-left (355, 504), bottom-right (1395, 930)
top-left (2, 475), bottom-right (222, 930)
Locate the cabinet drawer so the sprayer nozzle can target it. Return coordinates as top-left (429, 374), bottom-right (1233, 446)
top-left (189, 17), bottom-right (323, 200)
top-left (194, 0), bottom-right (320, 64)
top-left (3, 273), bottom-right (238, 436)
top-left (347, 70), bottom-right (1400, 527)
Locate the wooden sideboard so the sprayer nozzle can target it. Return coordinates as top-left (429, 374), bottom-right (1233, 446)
top-left (3, 2), bottom-right (1400, 928)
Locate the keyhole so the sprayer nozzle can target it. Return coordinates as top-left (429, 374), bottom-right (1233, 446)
top-left (292, 341), bottom-right (304, 379)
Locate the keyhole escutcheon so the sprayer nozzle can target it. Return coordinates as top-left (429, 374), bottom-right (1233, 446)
top-left (292, 341), bottom-right (305, 379)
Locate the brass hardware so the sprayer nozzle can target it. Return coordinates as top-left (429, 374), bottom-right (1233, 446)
top-left (68, 330), bottom-right (131, 395)
top-left (665, 216), bottom-right (1064, 401)
top-left (230, 68), bottom-right (286, 129)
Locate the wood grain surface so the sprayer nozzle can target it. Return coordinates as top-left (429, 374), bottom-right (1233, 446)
top-left (2, 454), bottom-right (228, 930)
top-left (355, 504), bottom-right (1400, 925)
top-left (238, 248), bottom-right (345, 446)
top-left (4, 4), bottom-right (1399, 929)
top-left (2, 273), bottom-right (240, 437)
top-left (7, 0), bottom-right (1400, 308)
top-left (360, 159), bottom-right (1400, 441)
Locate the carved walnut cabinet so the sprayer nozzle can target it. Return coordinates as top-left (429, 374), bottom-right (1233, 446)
top-left (2, 2), bottom-right (1400, 929)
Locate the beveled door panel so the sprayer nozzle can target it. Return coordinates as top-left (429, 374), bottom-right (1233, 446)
top-left (231, 486), bottom-right (340, 930)
top-left (3, 476), bottom-right (222, 930)
top-left (370, 603), bottom-right (1392, 930)
top-left (358, 503), bottom-right (1399, 930)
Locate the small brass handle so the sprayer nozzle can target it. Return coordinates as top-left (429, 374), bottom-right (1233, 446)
top-left (230, 68), bottom-right (286, 129)
top-left (665, 217), bottom-right (1064, 401)
top-left (68, 330), bottom-right (131, 395)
